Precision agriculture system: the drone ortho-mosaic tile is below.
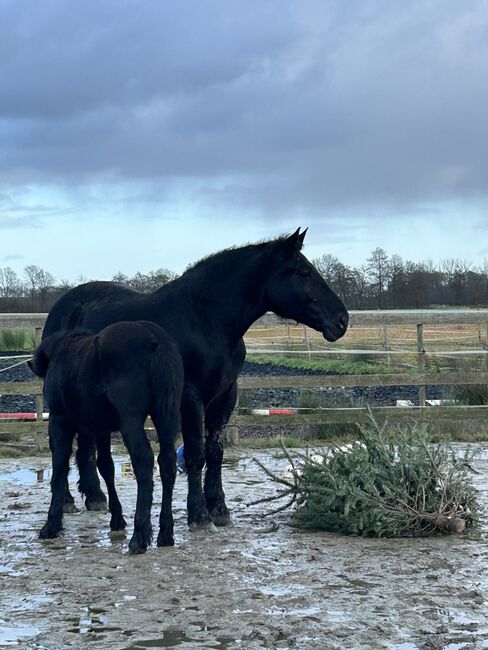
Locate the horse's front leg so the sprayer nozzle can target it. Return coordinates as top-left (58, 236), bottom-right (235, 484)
top-left (40, 416), bottom-right (75, 539)
top-left (204, 383), bottom-right (236, 526)
top-left (181, 387), bottom-right (213, 531)
top-left (76, 434), bottom-right (108, 511)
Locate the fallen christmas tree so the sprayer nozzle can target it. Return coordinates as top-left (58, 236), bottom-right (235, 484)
top-left (252, 414), bottom-right (481, 537)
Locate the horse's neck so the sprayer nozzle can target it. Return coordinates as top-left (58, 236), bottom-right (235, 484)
top-left (180, 260), bottom-right (269, 342)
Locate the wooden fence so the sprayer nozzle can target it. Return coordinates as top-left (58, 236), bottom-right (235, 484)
top-left (1, 310), bottom-right (488, 449)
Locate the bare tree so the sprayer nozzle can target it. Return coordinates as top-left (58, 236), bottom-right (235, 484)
top-left (366, 248), bottom-right (390, 308)
top-left (24, 265), bottom-right (55, 309)
top-left (0, 267), bottom-right (21, 298)
top-left (112, 268), bottom-right (177, 293)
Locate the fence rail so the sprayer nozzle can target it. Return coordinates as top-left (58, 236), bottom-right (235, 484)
top-left (2, 311), bottom-right (488, 448)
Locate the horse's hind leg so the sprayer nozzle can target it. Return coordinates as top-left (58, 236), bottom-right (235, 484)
top-left (76, 435), bottom-right (108, 511)
top-left (204, 383), bottom-right (237, 526)
top-left (181, 387), bottom-right (213, 530)
top-left (119, 417), bottom-right (154, 554)
top-left (96, 434), bottom-right (126, 532)
top-left (40, 416), bottom-right (75, 539)
top-left (151, 412), bottom-right (178, 546)
top-left (62, 479), bottom-right (77, 514)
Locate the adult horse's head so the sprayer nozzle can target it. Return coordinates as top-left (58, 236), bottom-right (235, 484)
top-left (263, 228), bottom-right (349, 342)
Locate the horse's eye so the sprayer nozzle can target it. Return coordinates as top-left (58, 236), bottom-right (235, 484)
top-left (298, 269), bottom-right (311, 278)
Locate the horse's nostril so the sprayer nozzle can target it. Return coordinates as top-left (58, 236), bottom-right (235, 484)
top-left (338, 313), bottom-right (349, 331)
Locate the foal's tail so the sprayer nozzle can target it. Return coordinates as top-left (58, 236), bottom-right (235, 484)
top-left (149, 336), bottom-right (184, 433)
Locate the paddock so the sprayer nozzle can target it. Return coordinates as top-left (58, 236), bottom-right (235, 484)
top-left (1, 446), bottom-right (488, 649)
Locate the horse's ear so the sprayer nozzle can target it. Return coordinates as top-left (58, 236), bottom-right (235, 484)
top-left (297, 228), bottom-right (308, 247)
top-left (282, 228), bottom-right (307, 255)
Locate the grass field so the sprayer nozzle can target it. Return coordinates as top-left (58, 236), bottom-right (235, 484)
top-left (0, 328), bottom-right (36, 352)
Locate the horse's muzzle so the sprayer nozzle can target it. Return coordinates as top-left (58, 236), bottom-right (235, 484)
top-left (323, 311), bottom-right (349, 342)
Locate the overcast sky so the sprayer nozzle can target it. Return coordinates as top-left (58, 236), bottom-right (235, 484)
top-left (1, 0), bottom-right (487, 281)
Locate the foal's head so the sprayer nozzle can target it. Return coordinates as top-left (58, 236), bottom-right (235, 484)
top-left (263, 228), bottom-right (348, 342)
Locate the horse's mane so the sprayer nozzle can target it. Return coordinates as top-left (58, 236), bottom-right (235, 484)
top-left (180, 235), bottom-right (289, 279)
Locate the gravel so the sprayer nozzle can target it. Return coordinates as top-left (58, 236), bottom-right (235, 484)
top-left (241, 361), bottom-right (448, 407)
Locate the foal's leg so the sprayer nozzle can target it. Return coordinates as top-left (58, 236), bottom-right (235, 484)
top-left (96, 433), bottom-right (126, 532)
top-left (40, 416), bottom-right (75, 539)
top-left (204, 383), bottom-right (237, 526)
top-left (151, 412), bottom-right (178, 546)
top-left (181, 386), bottom-right (213, 530)
top-left (76, 435), bottom-right (108, 511)
top-left (119, 417), bottom-right (154, 554)
top-left (49, 431), bottom-right (76, 514)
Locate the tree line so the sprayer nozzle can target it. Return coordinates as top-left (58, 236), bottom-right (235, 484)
top-left (0, 266), bottom-right (177, 312)
top-left (314, 248), bottom-right (488, 309)
top-left (1, 249), bottom-right (487, 312)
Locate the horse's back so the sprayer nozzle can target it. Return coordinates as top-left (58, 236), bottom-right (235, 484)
top-left (43, 281), bottom-right (141, 339)
top-left (96, 321), bottom-right (181, 374)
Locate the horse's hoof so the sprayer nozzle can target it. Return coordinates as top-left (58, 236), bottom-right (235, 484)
top-left (109, 529), bottom-right (126, 540)
top-left (211, 514), bottom-right (232, 527)
top-left (157, 532), bottom-right (175, 547)
top-left (85, 499), bottom-right (108, 512)
top-left (209, 508), bottom-right (232, 527)
top-left (189, 520), bottom-right (217, 533)
top-left (39, 525), bottom-right (60, 539)
top-left (128, 540), bottom-right (148, 555)
top-left (63, 503), bottom-right (80, 514)
top-left (110, 514), bottom-right (127, 531)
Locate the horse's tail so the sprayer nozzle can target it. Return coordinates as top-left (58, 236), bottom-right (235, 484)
top-left (28, 331), bottom-right (67, 378)
top-left (149, 334), bottom-right (184, 433)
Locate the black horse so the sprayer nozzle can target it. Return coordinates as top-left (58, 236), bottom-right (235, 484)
top-left (30, 321), bottom-right (184, 554)
top-left (43, 228), bottom-right (348, 529)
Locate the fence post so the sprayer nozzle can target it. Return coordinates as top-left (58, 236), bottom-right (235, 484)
top-left (417, 323), bottom-right (426, 407)
top-left (485, 322), bottom-right (488, 371)
top-left (382, 325), bottom-right (391, 366)
top-left (34, 326), bottom-right (44, 451)
top-left (225, 391), bottom-right (239, 446)
top-left (303, 325), bottom-right (311, 361)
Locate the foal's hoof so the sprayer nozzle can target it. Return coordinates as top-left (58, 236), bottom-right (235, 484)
top-left (39, 524), bottom-right (60, 539)
top-left (63, 502), bottom-right (80, 514)
top-left (85, 499), bottom-right (108, 512)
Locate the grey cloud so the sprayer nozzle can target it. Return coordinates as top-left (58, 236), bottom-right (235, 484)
top-left (1, 0), bottom-right (487, 219)
top-left (2, 253), bottom-right (24, 261)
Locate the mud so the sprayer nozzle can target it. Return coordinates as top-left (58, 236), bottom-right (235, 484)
top-left (1, 447), bottom-right (488, 649)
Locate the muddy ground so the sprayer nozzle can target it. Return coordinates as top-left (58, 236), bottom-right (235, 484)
top-left (1, 447), bottom-right (488, 650)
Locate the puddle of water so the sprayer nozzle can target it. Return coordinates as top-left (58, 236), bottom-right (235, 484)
top-left (259, 583), bottom-right (309, 597)
top-left (126, 629), bottom-right (190, 648)
top-left (0, 460), bottom-right (185, 484)
top-left (0, 623), bottom-right (39, 645)
top-left (66, 613), bottom-right (121, 635)
top-left (126, 624), bottom-right (237, 649)
top-left (0, 467), bottom-right (53, 484)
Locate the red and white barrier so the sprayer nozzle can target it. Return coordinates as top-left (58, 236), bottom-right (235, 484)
top-left (0, 412), bottom-right (49, 420)
top-left (251, 408), bottom-right (298, 416)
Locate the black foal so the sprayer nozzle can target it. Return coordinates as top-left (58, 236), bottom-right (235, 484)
top-left (29, 321), bottom-right (184, 554)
